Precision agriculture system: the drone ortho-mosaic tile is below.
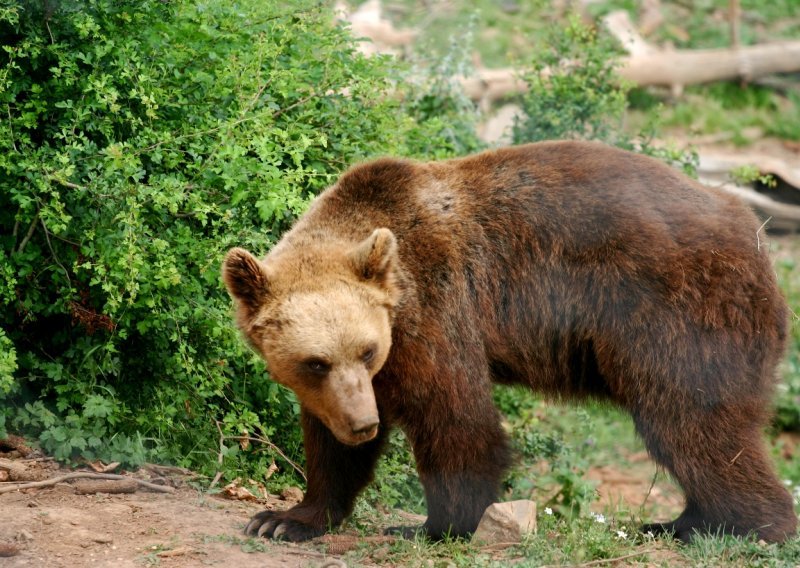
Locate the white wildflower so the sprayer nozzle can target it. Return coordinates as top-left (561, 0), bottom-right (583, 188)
top-left (616, 530), bottom-right (628, 540)
top-left (544, 507), bottom-right (553, 516)
top-left (591, 512), bottom-right (606, 524)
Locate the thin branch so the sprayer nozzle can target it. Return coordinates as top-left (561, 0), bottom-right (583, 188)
top-left (730, 0), bottom-right (741, 50)
top-left (48, 176), bottom-right (85, 191)
top-left (143, 463), bottom-right (196, 477)
top-left (39, 217), bottom-right (71, 286)
top-left (6, 105), bottom-right (17, 152)
top-left (16, 213), bottom-right (39, 254)
top-left (728, 447), bottom-right (745, 467)
top-left (640, 469), bottom-right (659, 513)
top-left (576, 551), bottom-right (652, 567)
top-left (209, 420), bottom-right (306, 485)
top-left (271, 94), bottom-right (315, 121)
top-left (229, 433), bottom-right (306, 482)
top-left (45, 20), bottom-right (55, 44)
top-left (0, 472), bottom-right (175, 494)
top-left (209, 420), bottom-right (225, 490)
top-left (756, 216), bottom-right (772, 251)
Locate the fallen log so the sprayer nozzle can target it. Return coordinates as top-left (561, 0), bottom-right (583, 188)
top-left (697, 151), bottom-right (800, 231)
top-left (458, 39), bottom-right (800, 103)
top-left (704, 180), bottom-right (800, 222)
top-left (0, 471), bottom-right (175, 494)
top-left (607, 10), bottom-right (800, 92)
top-left (606, 10), bottom-right (800, 89)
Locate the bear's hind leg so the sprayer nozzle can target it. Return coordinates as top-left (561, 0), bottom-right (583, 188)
top-left (633, 405), bottom-right (797, 543)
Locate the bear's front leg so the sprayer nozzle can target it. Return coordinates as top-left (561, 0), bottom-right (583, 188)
top-left (402, 400), bottom-right (513, 540)
top-left (245, 409), bottom-right (386, 542)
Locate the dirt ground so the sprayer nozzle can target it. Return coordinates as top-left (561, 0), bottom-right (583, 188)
top-left (0, 453), bottom-right (689, 568)
top-left (0, 475), bottom-right (322, 568)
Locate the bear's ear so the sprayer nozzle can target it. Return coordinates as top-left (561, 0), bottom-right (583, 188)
top-left (348, 228), bottom-right (398, 286)
top-left (222, 247), bottom-right (271, 310)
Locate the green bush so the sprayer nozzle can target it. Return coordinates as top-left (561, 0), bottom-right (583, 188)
top-left (512, 15), bottom-right (698, 177)
top-left (512, 15), bottom-right (626, 145)
top-left (0, 0), bottom-right (479, 480)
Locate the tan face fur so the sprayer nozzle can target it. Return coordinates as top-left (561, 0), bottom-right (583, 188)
top-left (222, 229), bottom-right (399, 446)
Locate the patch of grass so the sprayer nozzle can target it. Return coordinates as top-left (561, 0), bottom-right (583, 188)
top-left (383, 0), bottom-right (800, 66)
top-left (774, 240), bottom-right (800, 434)
top-left (768, 92), bottom-right (800, 142)
top-left (659, 94), bottom-right (760, 144)
top-left (374, 535), bottom-right (498, 567)
top-left (682, 533), bottom-right (800, 567)
top-left (655, 83), bottom-right (800, 144)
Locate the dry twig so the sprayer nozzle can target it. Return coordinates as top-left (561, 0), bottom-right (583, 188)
top-left (540, 550), bottom-right (651, 567)
top-left (0, 472), bottom-right (175, 495)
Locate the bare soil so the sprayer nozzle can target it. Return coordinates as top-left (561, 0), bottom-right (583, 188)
top-left (0, 453), bottom-right (689, 568)
top-left (0, 475), bottom-right (323, 567)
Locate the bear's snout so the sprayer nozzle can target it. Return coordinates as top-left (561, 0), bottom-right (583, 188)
top-left (349, 415), bottom-right (379, 437)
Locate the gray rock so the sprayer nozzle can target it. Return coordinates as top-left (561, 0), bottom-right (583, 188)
top-left (471, 500), bottom-right (536, 545)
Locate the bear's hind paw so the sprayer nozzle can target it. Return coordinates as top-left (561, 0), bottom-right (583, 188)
top-left (640, 521), bottom-right (695, 543)
top-left (245, 510), bottom-right (325, 542)
top-left (384, 525), bottom-right (429, 540)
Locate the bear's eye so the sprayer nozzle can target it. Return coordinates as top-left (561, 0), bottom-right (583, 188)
top-left (361, 345), bottom-right (376, 364)
top-left (304, 358), bottom-right (331, 375)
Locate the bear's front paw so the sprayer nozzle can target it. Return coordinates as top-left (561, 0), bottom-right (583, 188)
top-left (245, 509), bottom-right (326, 542)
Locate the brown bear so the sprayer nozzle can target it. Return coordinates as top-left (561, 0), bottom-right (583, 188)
top-left (222, 140), bottom-right (797, 544)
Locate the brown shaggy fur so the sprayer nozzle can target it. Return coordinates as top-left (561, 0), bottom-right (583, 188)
top-left (223, 141), bottom-right (797, 543)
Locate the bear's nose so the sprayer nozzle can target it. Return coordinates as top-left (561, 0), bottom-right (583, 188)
top-left (350, 415), bottom-right (379, 436)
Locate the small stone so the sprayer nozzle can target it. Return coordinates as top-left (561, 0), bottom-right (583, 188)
top-left (92, 534), bottom-right (113, 544)
top-left (280, 486), bottom-right (304, 503)
top-left (471, 500), bottom-right (537, 545)
top-left (16, 530), bottom-right (34, 543)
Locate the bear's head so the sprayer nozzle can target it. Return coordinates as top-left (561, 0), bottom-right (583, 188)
top-left (222, 228), bottom-right (400, 446)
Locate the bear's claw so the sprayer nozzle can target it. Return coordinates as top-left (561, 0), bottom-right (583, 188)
top-left (245, 510), bottom-right (325, 542)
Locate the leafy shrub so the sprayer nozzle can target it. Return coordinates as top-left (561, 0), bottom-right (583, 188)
top-left (512, 15), bottom-right (626, 145)
top-left (512, 15), bottom-right (698, 176)
top-left (0, 0), bottom-right (479, 481)
top-left (495, 387), bottom-right (598, 517)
